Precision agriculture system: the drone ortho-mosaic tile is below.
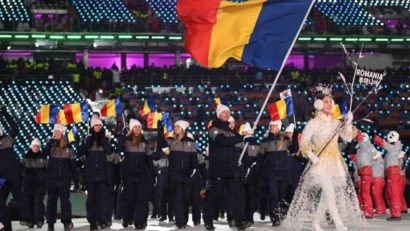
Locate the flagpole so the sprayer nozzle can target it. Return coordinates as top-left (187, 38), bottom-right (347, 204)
top-left (238, 0), bottom-right (316, 166)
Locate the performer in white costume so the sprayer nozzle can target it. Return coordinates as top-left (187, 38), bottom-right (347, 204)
top-left (283, 88), bottom-right (366, 231)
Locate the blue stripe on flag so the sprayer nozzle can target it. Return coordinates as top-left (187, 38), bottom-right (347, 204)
top-left (241, 0), bottom-right (312, 70)
top-left (115, 97), bottom-right (123, 116)
top-left (80, 101), bottom-right (89, 122)
top-left (284, 97), bottom-right (294, 117)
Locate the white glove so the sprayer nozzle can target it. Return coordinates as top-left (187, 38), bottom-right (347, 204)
top-left (162, 147), bottom-right (170, 155)
top-left (346, 111), bottom-right (353, 124)
top-left (373, 151), bottom-right (382, 160)
top-left (0, 222), bottom-right (4, 230)
top-left (399, 151), bottom-right (405, 159)
top-left (307, 152), bottom-right (319, 164)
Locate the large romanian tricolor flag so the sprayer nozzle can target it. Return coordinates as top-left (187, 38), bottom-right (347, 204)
top-left (101, 97), bottom-right (123, 117)
top-left (176, 0), bottom-right (313, 70)
top-left (139, 96), bottom-right (157, 117)
top-left (61, 101), bottom-right (89, 124)
top-left (267, 97), bottom-right (294, 121)
top-left (35, 104), bottom-right (59, 124)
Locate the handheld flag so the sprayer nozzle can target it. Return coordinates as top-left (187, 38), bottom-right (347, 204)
top-left (161, 112), bottom-right (174, 137)
top-left (61, 101), bottom-right (89, 124)
top-left (35, 104), bottom-right (59, 124)
top-left (147, 112), bottom-right (163, 129)
top-left (101, 97), bottom-right (123, 117)
top-left (267, 98), bottom-right (294, 121)
top-left (66, 125), bottom-right (78, 143)
top-left (279, 89), bottom-right (295, 117)
top-left (139, 96), bottom-right (157, 117)
top-left (177, 0), bottom-right (313, 70)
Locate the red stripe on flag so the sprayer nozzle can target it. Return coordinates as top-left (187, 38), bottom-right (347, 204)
top-left (101, 103), bottom-right (108, 117)
top-left (267, 102), bottom-right (281, 121)
top-left (35, 111), bottom-right (41, 124)
top-left (176, 0), bottom-right (221, 66)
top-left (64, 104), bottom-right (74, 124)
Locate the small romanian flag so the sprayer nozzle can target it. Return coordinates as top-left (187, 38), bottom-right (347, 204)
top-left (161, 113), bottom-right (174, 137)
top-left (147, 112), bottom-right (163, 129)
top-left (101, 97), bottom-right (123, 117)
top-left (267, 97), bottom-right (294, 121)
top-left (62, 101), bottom-right (89, 124)
top-left (35, 104), bottom-right (59, 124)
top-left (139, 96), bottom-right (157, 117)
top-left (66, 126), bottom-right (78, 143)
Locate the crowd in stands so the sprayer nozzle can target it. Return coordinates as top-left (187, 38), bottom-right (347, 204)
top-left (1, 0), bottom-right (409, 35)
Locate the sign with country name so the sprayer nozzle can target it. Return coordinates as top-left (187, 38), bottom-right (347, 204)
top-left (356, 69), bottom-right (386, 86)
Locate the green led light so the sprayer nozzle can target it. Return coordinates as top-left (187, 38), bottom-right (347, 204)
top-left (14, 35), bottom-right (29, 39)
top-left (391, 38), bottom-right (404, 42)
top-left (358, 38), bottom-right (372, 42)
top-left (49, 35), bottom-right (64, 40)
top-left (329, 37), bottom-right (343, 41)
top-left (298, 37), bottom-right (311, 41)
top-left (136, 36), bottom-right (149, 39)
top-left (313, 37), bottom-right (327, 41)
top-left (151, 36), bottom-right (165, 39)
top-left (169, 36), bottom-right (182, 40)
top-left (100, 35), bottom-right (115, 40)
top-left (119, 35), bottom-right (132, 39)
top-left (0, 34), bottom-right (12, 38)
top-left (85, 35), bottom-right (99, 39)
top-left (32, 34), bottom-right (46, 39)
top-left (375, 38), bottom-right (389, 42)
top-left (345, 38), bottom-right (358, 42)
top-left (67, 35), bottom-right (82, 39)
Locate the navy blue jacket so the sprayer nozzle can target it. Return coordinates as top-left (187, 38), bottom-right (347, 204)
top-left (21, 149), bottom-right (47, 187)
top-left (258, 133), bottom-right (292, 182)
top-left (44, 139), bottom-right (76, 180)
top-left (79, 132), bottom-right (113, 183)
top-left (117, 134), bottom-right (155, 183)
top-left (207, 118), bottom-right (243, 179)
top-left (0, 111), bottom-right (20, 179)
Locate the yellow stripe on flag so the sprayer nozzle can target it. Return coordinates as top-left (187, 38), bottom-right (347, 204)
top-left (40, 105), bottom-right (50, 123)
top-left (107, 100), bottom-right (116, 117)
top-left (208, 0), bottom-right (264, 67)
top-left (276, 99), bottom-right (287, 119)
top-left (71, 103), bottom-right (82, 123)
top-left (67, 130), bottom-right (75, 143)
top-left (58, 110), bottom-right (67, 125)
top-left (332, 104), bottom-right (342, 120)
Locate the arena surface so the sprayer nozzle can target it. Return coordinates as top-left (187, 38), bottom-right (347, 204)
top-left (12, 210), bottom-right (410, 231)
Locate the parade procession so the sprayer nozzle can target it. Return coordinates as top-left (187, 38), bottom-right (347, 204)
top-left (0, 0), bottom-right (409, 231)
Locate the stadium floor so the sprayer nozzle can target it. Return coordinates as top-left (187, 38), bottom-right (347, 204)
top-left (12, 211), bottom-right (410, 231)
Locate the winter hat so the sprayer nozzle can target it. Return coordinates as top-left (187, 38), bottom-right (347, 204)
top-left (269, 120), bottom-right (282, 131)
top-left (285, 123), bottom-right (295, 133)
top-left (175, 120), bottom-right (190, 131)
top-left (53, 124), bottom-right (66, 136)
top-left (216, 104), bottom-right (230, 118)
top-left (387, 131), bottom-right (399, 143)
top-left (362, 133), bottom-right (369, 143)
top-left (314, 99), bottom-right (323, 111)
top-left (31, 138), bottom-right (41, 148)
top-left (90, 114), bottom-right (103, 128)
top-left (228, 116), bottom-right (235, 123)
top-left (129, 119), bottom-right (142, 130)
